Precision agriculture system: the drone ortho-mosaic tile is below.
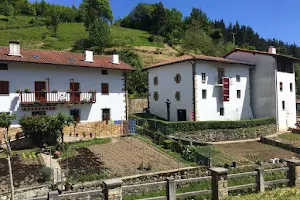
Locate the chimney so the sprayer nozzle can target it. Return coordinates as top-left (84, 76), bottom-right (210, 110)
top-left (8, 41), bottom-right (21, 56)
top-left (84, 50), bottom-right (94, 62)
top-left (112, 54), bottom-right (119, 64)
top-left (268, 46), bottom-right (276, 54)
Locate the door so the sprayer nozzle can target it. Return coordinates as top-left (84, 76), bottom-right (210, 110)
top-left (35, 81), bottom-right (46, 103)
top-left (177, 109), bottom-right (187, 121)
top-left (70, 82), bottom-right (80, 102)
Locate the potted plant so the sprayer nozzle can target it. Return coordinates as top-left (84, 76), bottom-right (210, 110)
top-left (53, 151), bottom-right (60, 159)
top-left (34, 100), bottom-right (41, 104)
top-left (24, 88), bottom-right (31, 93)
top-left (81, 99), bottom-right (88, 104)
top-left (88, 90), bottom-right (96, 93)
top-left (15, 89), bottom-right (21, 93)
top-left (51, 89), bottom-right (58, 93)
top-left (41, 89), bottom-right (47, 93)
top-left (82, 132), bottom-right (86, 137)
top-left (67, 89), bottom-right (72, 93)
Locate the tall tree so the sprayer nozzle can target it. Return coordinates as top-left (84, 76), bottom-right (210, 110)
top-left (184, 8), bottom-right (211, 32)
top-left (81, 0), bottom-right (113, 29)
top-left (0, 112), bottom-right (17, 200)
top-left (46, 6), bottom-right (61, 37)
top-left (88, 18), bottom-right (111, 53)
top-left (0, 0), bottom-right (14, 20)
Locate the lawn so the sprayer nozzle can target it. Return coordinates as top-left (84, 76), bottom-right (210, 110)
top-left (278, 132), bottom-right (300, 141)
top-left (0, 15), bottom-right (45, 29)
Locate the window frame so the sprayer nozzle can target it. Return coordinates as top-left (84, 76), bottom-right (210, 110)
top-left (280, 82), bottom-right (283, 92)
top-left (201, 73), bottom-right (206, 83)
top-left (101, 70), bottom-right (108, 75)
top-left (153, 91), bottom-right (159, 101)
top-left (174, 73), bottom-right (181, 83)
top-left (217, 68), bottom-right (225, 84)
top-left (153, 76), bottom-right (158, 86)
top-left (237, 90), bottom-right (241, 99)
top-left (0, 64), bottom-right (8, 70)
top-left (220, 108), bottom-right (224, 116)
top-left (282, 101), bottom-right (285, 111)
top-left (236, 75), bottom-right (240, 82)
top-left (101, 83), bottom-right (109, 95)
top-left (202, 89), bottom-right (207, 99)
top-left (70, 109), bottom-right (81, 122)
top-left (0, 81), bottom-right (9, 95)
top-left (102, 108), bottom-right (110, 121)
top-left (175, 91), bottom-right (181, 101)
top-left (290, 83), bottom-right (293, 92)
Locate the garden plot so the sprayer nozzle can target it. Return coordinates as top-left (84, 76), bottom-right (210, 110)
top-left (215, 142), bottom-right (298, 164)
top-left (0, 150), bottom-right (44, 193)
top-left (275, 132), bottom-right (300, 147)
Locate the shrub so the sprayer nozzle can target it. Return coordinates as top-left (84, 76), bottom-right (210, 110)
top-left (162, 139), bottom-right (173, 149)
top-left (148, 35), bottom-right (164, 43)
top-left (40, 167), bottom-right (52, 182)
top-left (182, 146), bottom-right (196, 162)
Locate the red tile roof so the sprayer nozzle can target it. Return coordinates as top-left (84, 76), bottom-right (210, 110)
top-left (144, 54), bottom-right (254, 70)
top-left (224, 48), bottom-right (300, 62)
top-left (0, 47), bottom-right (134, 71)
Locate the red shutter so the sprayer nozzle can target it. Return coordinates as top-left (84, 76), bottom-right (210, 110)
top-left (102, 83), bottom-right (109, 94)
top-left (223, 77), bottom-right (230, 102)
top-left (0, 81), bottom-right (9, 94)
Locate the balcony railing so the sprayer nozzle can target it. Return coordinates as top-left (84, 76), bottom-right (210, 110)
top-left (20, 91), bottom-right (96, 105)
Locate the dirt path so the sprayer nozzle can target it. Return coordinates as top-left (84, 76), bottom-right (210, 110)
top-left (88, 137), bottom-right (186, 177)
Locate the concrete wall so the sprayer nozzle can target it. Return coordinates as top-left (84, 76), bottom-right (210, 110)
top-left (195, 61), bottom-right (251, 121)
top-left (148, 62), bottom-right (194, 121)
top-left (0, 62), bottom-right (126, 125)
top-left (276, 71), bottom-right (297, 130)
top-left (226, 52), bottom-right (277, 119)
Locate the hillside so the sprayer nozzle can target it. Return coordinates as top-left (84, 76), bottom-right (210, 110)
top-left (0, 15), bottom-right (177, 66)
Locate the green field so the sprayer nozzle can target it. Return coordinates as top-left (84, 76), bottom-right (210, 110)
top-left (0, 16), bottom-right (163, 50)
top-left (0, 15), bottom-right (45, 29)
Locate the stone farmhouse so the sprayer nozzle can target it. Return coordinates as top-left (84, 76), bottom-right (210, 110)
top-left (0, 41), bottom-right (133, 126)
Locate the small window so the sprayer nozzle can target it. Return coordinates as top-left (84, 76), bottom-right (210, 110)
top-left (101, 70), bottom-right (108, 75)
top-left (220, 108), bottom-right (224, 116)
top-left (70, 109), bottom-right (80, 122)
top-left (282, 101), bottom-right (285, 110)
top-left (237, 90), bottom-right (241, 99)
top-left (201, 73), bottom-right (206, 83)
top-left (154, 77), bottom-right (158, 85)
top-left (32, 111), bottom-right (46, 116)
top-left (0, 64), bottom-right (8, 70)
top-left (218, 68), bottom-right (225, 84)
top-left (236, 75), bottom-right (240, 82)
top-left (175, 91), bottom-right (181, 101)
top-left (290, 83), bottom-right (293, 92)
top-left (280, 82), bottom-right (283, 92)
top-left (153, 91), bottom-right (159, 101)
top-left (174, 74), bottom-right (181, 83)
top-left (0, 81), bottom-right (9, 94)
top-left (102, 109), bottom-right (110, 121)
top-left (101, 83), bottom-right (109, 94)
top-left (202, 89), bottom-right (207, 99)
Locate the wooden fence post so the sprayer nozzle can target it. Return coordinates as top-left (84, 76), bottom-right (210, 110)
top-left (166, 178), bottom-right (176, 200)
top-left (103, 178), bottom-right (123, 200)
top-left (286, 159), bottom-right (300, 187)
top-left (255, 168), bottom-right (265, 193)
top-left (210, 167), bottom-right (228, 200)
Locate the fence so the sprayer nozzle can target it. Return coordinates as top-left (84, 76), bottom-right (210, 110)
top-left (24, 159), bottom-right (300, 200)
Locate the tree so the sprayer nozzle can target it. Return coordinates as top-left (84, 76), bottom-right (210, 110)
top-left (81, 0), bottom-right (113, 29)
top-left (56, 113), bottom-right (74, 150)
top-left (0, 0), bottom-right (14, 20)
top-left (0, 112), bottom-right (17, 200)
top-left (46, 6), bottom-right (61, 37)
top-left (88, 18), bottom-right (111, 53)
top-left (184, 8), bottom-right (211, 32)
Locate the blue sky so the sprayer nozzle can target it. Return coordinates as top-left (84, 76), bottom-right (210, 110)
top-left (33, 0), bottom-right (299, 45)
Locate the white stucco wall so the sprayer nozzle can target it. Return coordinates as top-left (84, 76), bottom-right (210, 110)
top-left (0, 62), bottom-right (126, 125)
top-left (226, 52), bottom-right (277, 119)
top-left (276, 71), bottom-right (297, 130)
top-left (148, 62), bottom-right (194, 121)
top-left (195, 61), bottom-right (251, 121)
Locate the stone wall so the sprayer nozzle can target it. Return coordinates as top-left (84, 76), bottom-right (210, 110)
top-left (0, 127), bottom-right (22, 144)
top-left (0, 185), bottom-right (49, 200)
top-left (128, 98), bottom-right (148, 114)
top-left (171, 124), bottom-right (277, 142)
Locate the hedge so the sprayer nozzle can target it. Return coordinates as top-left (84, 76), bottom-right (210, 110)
top-left (130, 114), bottom-right (276, 134)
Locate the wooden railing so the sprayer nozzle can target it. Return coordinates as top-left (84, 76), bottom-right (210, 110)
top-left (20, 91), bottom-right (96, 105)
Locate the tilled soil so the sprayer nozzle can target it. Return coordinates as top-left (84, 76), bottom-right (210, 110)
top-left (88, 137), bottom-right (186, 177)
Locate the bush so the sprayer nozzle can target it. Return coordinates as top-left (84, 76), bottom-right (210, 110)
top-left (162, 139), bottom-right (173, 149)
top-left (39, 167), bottom-right (52, 182)
top-left (148, 35), bottom-right (164, 43)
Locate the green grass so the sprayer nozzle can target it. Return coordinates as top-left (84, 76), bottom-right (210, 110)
top-left (0, 15), bottom-right (45, 29)
top-left (0, 19), bottom-right (163, 50)
top-left (278, 133), bottom-right (300, 141)
top-left (61, 138), bottom-right (111, 158)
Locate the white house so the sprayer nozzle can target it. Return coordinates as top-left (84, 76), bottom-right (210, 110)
top-left (144, 55), bottom-right (254, 122)
top-left (225, 47), bottom-right (300, 131)
top-left (0, 41), bottom-right (134, 125)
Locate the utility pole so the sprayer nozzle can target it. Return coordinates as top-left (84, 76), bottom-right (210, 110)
top-left (231, 32), bottom-right (236, 46)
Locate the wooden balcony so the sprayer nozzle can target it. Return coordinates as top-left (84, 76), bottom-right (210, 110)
top-left (20, 91), bottom-right (96, 106)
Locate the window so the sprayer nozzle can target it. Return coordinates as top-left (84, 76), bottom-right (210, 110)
top-left (237, 90), bottom-right (241, 99)
top-left (202, 89), bottom-right (207, 99)
top-left (220, 108), bottom-right (224, 116)
top-left (0, 64), bottom-right (8, 70)
top-left (217, 68), bottom-right (225, 84)
top-left (0, 81), bottom-right (9, 94)
top-left (175, 91), bottom-right (181, 101)
top-left (70, 109), bottom-right (80, 122)
top-left (290, 83), bottom-right (293, 92)
top-left (201, 73), bottom-right (206, 83)
top-left (174, 74), bottom-right (181, 83)
top-left (236, 75), bottom-right (240, 82)
top-left (153, 91), bottom-right (159, 101)
top-left (280, 82), bottom-right (283, 92)
top-left (101, 83), bottom-right (109, 94)
top-left (32, 111), bottom-right (46, 116)
top-left (101, 70), bottom-right (108, 75)
top-left (282, 101), bottom-right (285, 110)
top-left (153, 77), bottom-right (158, 85)
top-left (277, 59), bottom-right (293, 73)
top-left (102, 109), bottom-right (110, 121)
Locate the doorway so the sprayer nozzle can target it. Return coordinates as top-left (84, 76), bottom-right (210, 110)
top-left (35, 81), bottom-right (46, 102)
top-left (177, 109), bottom-right (187, 121)
top-left (70, 82), bottom-right (80, 102)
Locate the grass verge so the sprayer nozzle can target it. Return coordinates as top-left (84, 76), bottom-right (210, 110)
top-left (278, 132), bottom-right (300, 141)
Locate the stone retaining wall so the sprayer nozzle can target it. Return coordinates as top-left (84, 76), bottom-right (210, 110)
top-left (0, 185), bottom-right (49, 200)
top-left (128, 98), bottom-right (148, 114)
top-left (260, 137), bottom-right (300, 154)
